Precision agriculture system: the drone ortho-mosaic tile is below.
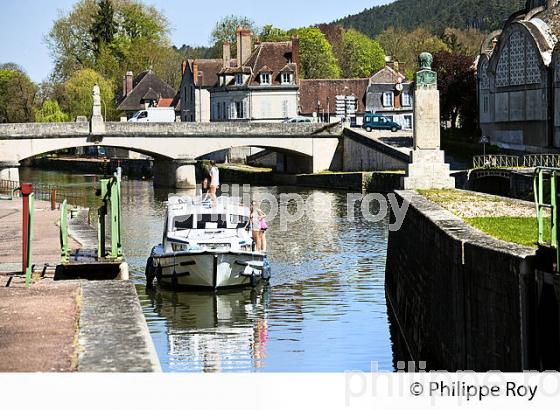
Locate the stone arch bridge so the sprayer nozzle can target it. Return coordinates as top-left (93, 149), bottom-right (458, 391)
top-left (0, 121), bottom-right (344, 188)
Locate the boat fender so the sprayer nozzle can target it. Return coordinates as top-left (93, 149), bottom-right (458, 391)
top-left (155, 263), bottom-right (163, 282)
top-left (145, 256), bottom-right (155, 288)
top-left (171, 268), bottom-right (178, 287)
top-left (262, 257), bottom-right (271, 281)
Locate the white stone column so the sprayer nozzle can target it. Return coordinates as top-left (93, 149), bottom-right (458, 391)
top-left (153, 159), bottom-right (197, 189)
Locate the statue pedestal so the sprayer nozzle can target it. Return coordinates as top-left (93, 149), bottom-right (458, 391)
top-left (90, 115), bottom-right (105, 135)
top-left (403, 72), bottom-right (454, 190)
top-left (403, 149), bottom-right (455, 189)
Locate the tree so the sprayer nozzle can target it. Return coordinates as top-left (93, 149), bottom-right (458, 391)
top-left (432, 51), bottom-right (477, 130)
top-left (35, 100), bottom-right (70, 122)
top-left (377, 27), bottom-right (449, 76)
top-left (46, 0), bottom-right (173, 83)
top-left (90, 0), bottom-right (117, 56)
top-left (259, 25), bottom-right (290, 42)
top-left (210, 15), bottom-right (258, 57)
top-left (61, 68), bottom-right (115, 120)
top-left (287, 27), bottom-right (341, 79)
top-left (341, 29), bottom-right (385, 78)
top-left (441, 28), bottom-right (487, 58)
top-left (0, 69), bottom-right (36, 123)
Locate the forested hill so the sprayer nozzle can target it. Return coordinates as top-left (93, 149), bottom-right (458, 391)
top-left (335, 0), bottom-right (526, 37)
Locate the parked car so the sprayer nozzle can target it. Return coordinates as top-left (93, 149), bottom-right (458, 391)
top-left (362, 113), bottom-right (401, 132)
top-left (128, 107), bottom-right (175, 123)
top-left (284, 116), bottom-right (312, 123)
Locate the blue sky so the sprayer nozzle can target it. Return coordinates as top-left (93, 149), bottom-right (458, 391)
top-left (0, 0), bottom-right (392, 82)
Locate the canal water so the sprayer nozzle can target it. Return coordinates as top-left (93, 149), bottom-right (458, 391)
top-left (21, 168), bottom-right (395, 372)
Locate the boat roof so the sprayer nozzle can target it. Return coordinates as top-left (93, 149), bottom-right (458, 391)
top-left (166, 195), bottom-right (249, 217)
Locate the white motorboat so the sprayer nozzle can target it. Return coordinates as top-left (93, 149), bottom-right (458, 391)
top-left (146, 195), bottom-right (270, 290)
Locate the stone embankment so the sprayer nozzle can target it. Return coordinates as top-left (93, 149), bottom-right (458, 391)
top-left (0, 198), bottom-right (160, 372)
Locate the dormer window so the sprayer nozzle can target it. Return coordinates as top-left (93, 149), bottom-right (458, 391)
top-left (235, 73), bottom-right (243, 85)
top-left (281, 72), bottom-right (293, 85)
top-left (260, 73), bottom-right (271, 85)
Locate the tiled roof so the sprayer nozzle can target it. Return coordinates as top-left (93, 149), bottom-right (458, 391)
top-left (189, 59), bottom-right (223, 88)
top-left (369, 66), bottom-right (406, 84)
top-left (157, 97), bottom-right (174, 107)
top-left (299, 79), bottom-right (370, 114)
top-left (241, 41), bottom-right (297, 87)
top-left (117, 70), bottom-right (176, 111)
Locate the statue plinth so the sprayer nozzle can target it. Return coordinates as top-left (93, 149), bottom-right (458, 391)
top-left (403, 53), bottom-right (455, 190)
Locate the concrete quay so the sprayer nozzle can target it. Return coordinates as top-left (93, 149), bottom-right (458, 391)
top-left (0, 198), bottom-right (159, 372)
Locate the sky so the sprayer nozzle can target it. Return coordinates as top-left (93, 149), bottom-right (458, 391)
top-left (0, 0), bottom-right (392, 82)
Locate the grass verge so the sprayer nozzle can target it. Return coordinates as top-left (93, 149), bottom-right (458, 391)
top-left (463, 216), bottom-right (548, 248)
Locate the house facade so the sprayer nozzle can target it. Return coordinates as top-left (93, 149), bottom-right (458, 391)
top-left (298, 65), bottom-right (413, 129)
top-left (366, 65), bottom-right (414, 130)
top-left (178, 59), bottom-right (223, 122)
top-left (117, 70), bottom-right (177, 119)
top-left (477, 0), bottom-right (560, 152)
top-left (210, 29), bottom-right (300, 122)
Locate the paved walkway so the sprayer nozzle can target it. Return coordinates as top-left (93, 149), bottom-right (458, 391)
top-left (0, 198), bottom-right (81, 272)
top-left (0, 279), bottom-right (80, 372)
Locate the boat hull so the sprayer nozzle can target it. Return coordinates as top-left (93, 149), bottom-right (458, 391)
top-left (150, 249), bottom-right (270, 290)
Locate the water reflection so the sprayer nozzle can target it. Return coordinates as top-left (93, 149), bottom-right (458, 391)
top-left (21, 169), bottom-right (395, 372)
top-left (144, 286), bottom-right (270, 372)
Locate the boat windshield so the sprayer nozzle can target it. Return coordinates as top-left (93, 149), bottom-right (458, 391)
top-left (173, 213), bottom-right (248, 230)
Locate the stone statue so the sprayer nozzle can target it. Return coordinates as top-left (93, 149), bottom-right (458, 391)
top-left (418, 52), bottom-right (433, 70)
top-left (92, 83), bottom-right (102, 117)
top-left (416, 52), bottom-right (437, 89)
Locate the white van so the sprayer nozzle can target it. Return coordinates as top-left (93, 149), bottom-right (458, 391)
top-left (128, 107), bottom-right (175, 123)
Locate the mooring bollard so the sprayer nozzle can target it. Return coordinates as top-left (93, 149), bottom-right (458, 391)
top-left (20, 183), bottom-right (34, 287)
top-left (50, 189), bottom-right (57, 210)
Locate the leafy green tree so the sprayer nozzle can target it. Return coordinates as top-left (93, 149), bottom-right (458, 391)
top-left (90, 0), bottom-right (117, 56)
top-left (0, 68), bottom-right (37, 123)
top-left (46, 0), bottom-right (173, 84)
top-left (259, 25), bottom-right (290, 42)
top-left (335, 0), bottom-right (525, 39)
top-left (210, 15), bottom-right (258, 58)
top-left (288, 27), bottom-right (341, 79)
top-left (341, 29), bottom-right (385, 78)
top-left (61, 68), bottom-right (115, 120)
top-left (35, 100), bottom-right (70, 122)
top-left (377, 27), bottom-right (449, 75)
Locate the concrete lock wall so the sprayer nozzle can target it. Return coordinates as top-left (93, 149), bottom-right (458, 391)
top-left (386, 191), bottom-right (537, 371)
top-left (342, 129), bottom-right (409, 172)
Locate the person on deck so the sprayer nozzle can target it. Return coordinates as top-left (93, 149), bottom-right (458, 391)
top-left (250, 200), bottom-right (266, 251)
top-left (208, 160), bottom-right (219, 205)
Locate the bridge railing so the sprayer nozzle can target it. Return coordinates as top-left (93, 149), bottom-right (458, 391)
top-left (523, 154), bottom-right (560, 168)
top-left (472, 155), bottom-right (520, 169)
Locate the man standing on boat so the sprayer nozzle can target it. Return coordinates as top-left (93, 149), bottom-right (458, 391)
top-left (209, 160), bottom-right (220, 205)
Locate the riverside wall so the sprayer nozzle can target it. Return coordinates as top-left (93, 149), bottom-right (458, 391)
top-left (385, 190), bottom-right (542, 371)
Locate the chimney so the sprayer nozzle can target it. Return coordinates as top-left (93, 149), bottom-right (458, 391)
top-left (236, 27), bottom-right (253, 67)
top-left (126, 71), bottom-right (133, 96)
top-left (193, 62), bottom-right (199, 86)
top-left (181, 60), bottom-right (187, 75)
top-left (223, 41), bottom-right (231, 69)
top-left (292, 36), bottom-right (300, 72)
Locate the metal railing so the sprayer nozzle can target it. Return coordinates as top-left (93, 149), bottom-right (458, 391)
top-left (524, 154), bottom-right (560, 168)
top-left (534, 167), bottom-right (559, 271)
top-left (473, 155), bottom-right (520, 169)
top-left (0, 180), bottom-right (19, 199)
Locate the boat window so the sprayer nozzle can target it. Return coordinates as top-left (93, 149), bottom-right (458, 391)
top-left (174, 215), bottom-right (194, 230)
top-left (196, 214), bottom-right (228, 229)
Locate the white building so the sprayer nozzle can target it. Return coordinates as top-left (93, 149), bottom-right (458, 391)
top-left (211, 28), bottom-right (300, 122)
